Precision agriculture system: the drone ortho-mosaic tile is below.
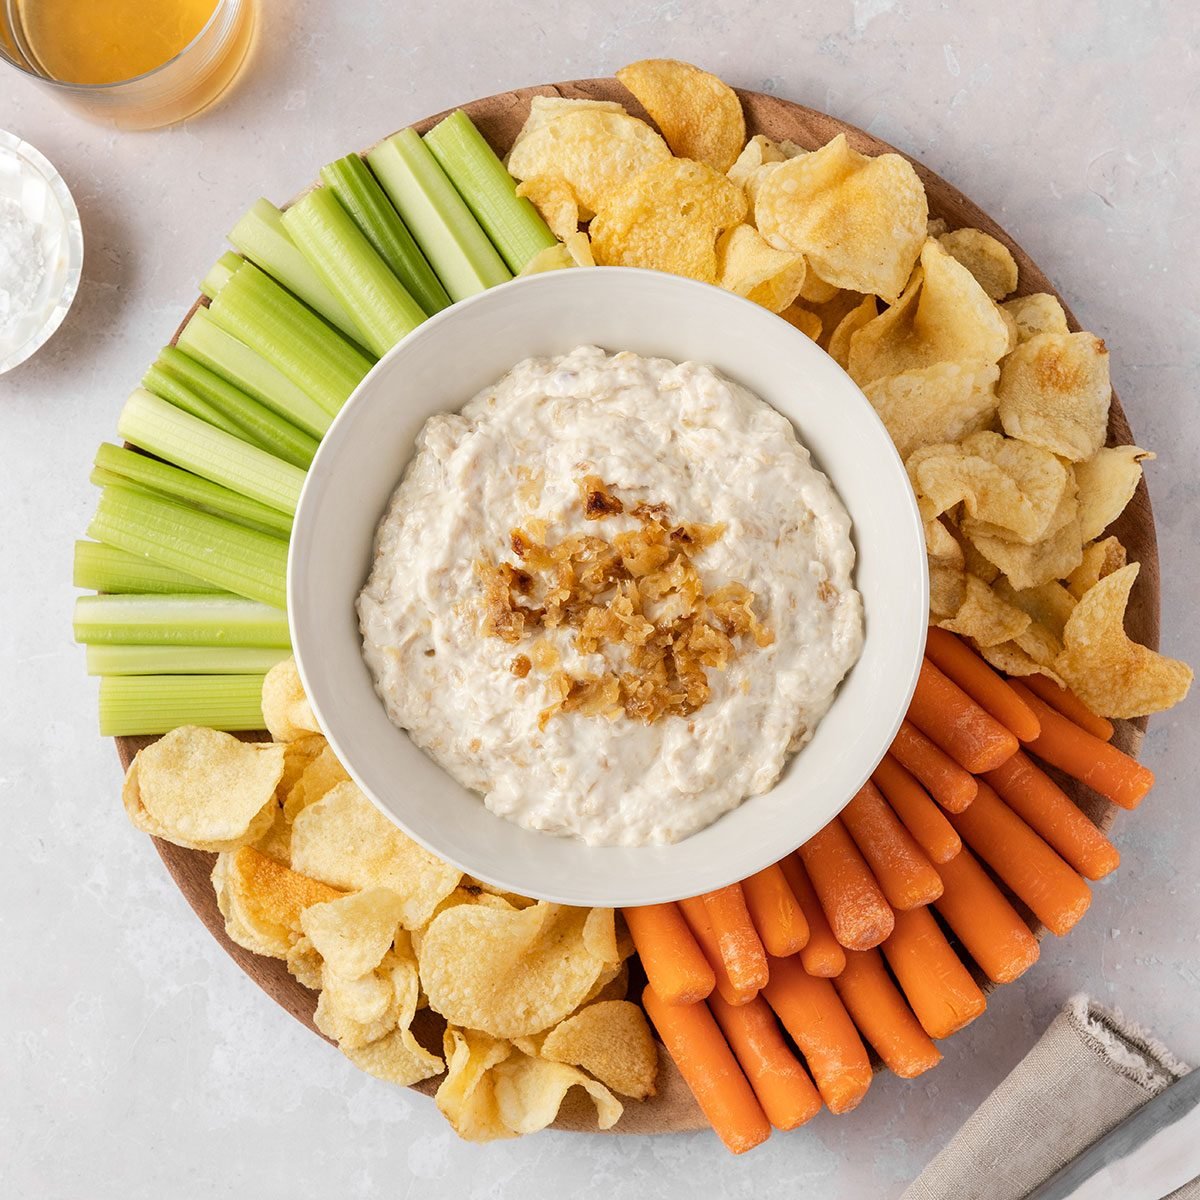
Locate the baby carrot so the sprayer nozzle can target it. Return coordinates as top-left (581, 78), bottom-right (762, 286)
top-left (763, 953), bottom-right (874, 1114)
top-left (678, 895), bottom-right (759, 1005)
top-left (908, 658), bottom-right (1020, 772)
top-left (933, 846), bottom-right (1040, 984)
top-left (872, 754), bottom-right (962, 864)
top-left (1021, 674), bottom-right (1114, 742)
top-left (1009, 682), bottom-right (1153, 810)
top-left (923, 628), bottom-right (1041, 742)
top-left (799, 818), bottom-right (895, 951)
top-left (984, 751), bottom-right (1120, 880)
top-left (841, 781), bottom-right (944, 910)
top-left (642, 985), bottom-right (771, 1155)
top-left (701, 885), bottom-right (770, 998)
top-left (890, 720), bottom-right (978, 813)
top-left (709, 993), bottom-right (823, 1130)
top-left (881, 906), bottom-right (986, 1039)
top-left (947, 780), bottom-right (1091, 936)
top-left (832, 948), bottom-right (942, 1078)
top-left (778, 855), bottom-right (846, 977)
top-left (741, 864), bottom-right (810, 958)
top-left (623, 903), bottom-right (715, 1006)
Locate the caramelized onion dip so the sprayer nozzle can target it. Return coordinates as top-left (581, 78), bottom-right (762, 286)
top-left (357, 346), bottom-right (863, 846)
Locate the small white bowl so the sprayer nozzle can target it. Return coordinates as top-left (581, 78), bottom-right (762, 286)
top-left (289, 268), bottom-right (927, 908)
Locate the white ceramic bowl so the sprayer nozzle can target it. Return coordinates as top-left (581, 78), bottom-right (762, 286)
top-left (289, 268), bottom-right (927, 908)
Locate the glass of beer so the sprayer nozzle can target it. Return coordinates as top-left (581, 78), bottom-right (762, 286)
top-left (0, 0), bottom-right (256, 129)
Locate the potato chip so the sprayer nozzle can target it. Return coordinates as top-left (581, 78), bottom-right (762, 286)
top-left (1075, 445), bottom-right (1152, 541)
top-left (926, 518), bottom-right (967, 618)
top-left (967, 509), bottom-right (1084, 589)
top-left (977, 638), bottom-right (1065, 685)
top-left (935, 573), bottom-right (1031, 646)
top-left (1002, 292), bottom-right (1069, 342)
top-left (926, 216), bottom-right (950, 239)
top-left (282, 744), bottom-right (351, 823)
top-left (285, 935), bottom-right (323, 989)
top-left (262, 657), bottom-right (322, 742)
top-left (582, 907), bottom-right (620, 966)
top-left (250, 803), bottom-right (292, 865)
top-left (779, 305), bottom-right (822, 341)
top-left (436, 1028), bottom-right (515, 1142)
top-left (300, 888), bottom-right (406, 980)
top-left (755, 134), bottom-right (927, 301)
top-left (590, 158), bottom-right (747, 283)
top-left (514, 95), bottom-right (626, 140)
top-left (997, 304), bottom-right (1019, 354)
top-left (515, 175), bottom-right (579, 241)
top-left (993, 579), bottom-right (1077, 641)
top-left (506, 109), bottom-right (670, 219)
top-left (517, 232), bottom-right (594, 276)
top-left (616, 59), bottom-right (745, 171)
top-left (798, 270), bottom-right (840, 304)
top-left (864, 362), bottom-right (999, 460)
top-left (290, 782), bottom-right (461, 929)
top-left (826, 295), bottom-right (877, 369)
top-left (847, 240), bottom-right (1011, 385)
top-left (727, 134), bottom-right (789, 188)
top-left (124, 727), bottom-right (283, 851)
top-left (492, 1049), bottom-right (622, 1134)
top-left (1066, 535), bottom-right (1126, 599)
top-left (419, 902), bottom-right (607, 1038)
top-left (716, 224), bottom-right (807, 313)
top-left (938, 228), bottom-right (1018, 300)
top-left (1056, 563), bottom-right (1193, 717)
top-left (997, 331), bottom-right (1111, 461)
top-left (316, 964), bottom-right (399, 1049)
top-left (908, 431), bottom-right (1073, 544)
top-left (342, 1024), bottom-right (444, 1087)
top-left (540, 1001), bottom-right (658, 1099)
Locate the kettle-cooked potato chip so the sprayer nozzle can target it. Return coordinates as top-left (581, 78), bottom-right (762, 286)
top-left (716, 223), bottom-right (807, 312)
top-left (997, 331), bottom-right (1111, 461)
top-left (282, 743), bottom-right (351, 823)
top-left (978, 638), bottom-right (1066, 685)
top-left (540, 1000), bottom-right (658, 1099)
top-left (285, 935), bottom-right (324, 989)
top-left (515, 175), bottom-right (579, 241)
top-left (436, 1027), bottom-right (515, 1142)
top-left (993, 579), bottom-right (1077, 641)
top-left (316, 962), bottom-right (401, 1049)
top-left (1002, 292), bottom-right (1070, 342)
top-left (779, 305), bottom-right (823, 342)
top-left (826, 295), bottom-right (877, 368)
top-left (1075, 445), bottom-right (1153, 541)
top-left (1055, 563), bottom-right (1193, 717)
top-left (506, 109), bottom-right (671, 219)
top-left (590, 158), bottom-right (747, 283)
top-left (727, 134), bottom-right (790, 189)
top-left (616, 59), bottom-right (746, 171)
top-left (935, 573), bottom-right (1031, 646)
top-left (262, 657), bottom-right (322, 742)
top-left (967, 508), bottom-right (1084, 590)
top-left (513, 95), bottom-right (626, 140)
top-left (300, 888), bottom-right (406, 980)
top-left (1066, 535), bottom-right (1126, 599)
top-left (864, 362), bottom-right (999, 460)
top-left (492, 1049), bottom-right (622, 1135)
top-left (755, 134), bottom-right (927, 301)
top-left (342, 1022), bottom-right (444, 1087)
top-left (798, 269), bottom-right (839, 304)
top-left (938, 228), bottom-right (1019, 300)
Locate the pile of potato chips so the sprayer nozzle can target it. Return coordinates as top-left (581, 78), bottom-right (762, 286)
top-left (507, 59), bottom-right (1191, 719)
top-left (122, 659), bottom-right (657, 1141)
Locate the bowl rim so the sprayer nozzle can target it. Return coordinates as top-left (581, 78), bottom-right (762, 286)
top-left (289, 266), bottom-right (928, 907)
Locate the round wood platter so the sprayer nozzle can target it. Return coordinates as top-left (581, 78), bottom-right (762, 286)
top-left (115, 79), bottom-right (1160, 1135)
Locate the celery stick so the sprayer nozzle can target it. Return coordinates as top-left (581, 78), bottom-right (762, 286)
top-left (425, 111), bottom-right (557, 273)
top-left (206, 260), bottom-right (374, 416)
top-left (73, 541), bottom-right (222, 595)
top-left (140, 362), bottom-right (248, 441)
top-left (320, 154), bottom-right (451, 316)
top-left (230, 198), bottom-right (363, 340)
top-left (149, 347), bottom-right (318, 470)
top-left (74, 594), bottom-right (291, 646)
top-left (93, 444), bottom-right (293, 538)
top-left (87, 644), bottom-right (290, 676)
top-left (201, 251), bottom-right (245, 300)
top-left (88, 485), bottom-right (288, 608)
top-left (98, 674), bottom-right (266, 736)
top-left (176, 308), bottom-right (332, 439)
top-left (118, 388), bottom-right (305, 516)
top-left (282, 188), bottom-right (426, 357)
top-left (367, 128), bottom-right (512, 302)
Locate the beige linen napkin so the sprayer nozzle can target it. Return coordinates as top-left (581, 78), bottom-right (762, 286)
top-left (904, 995), bottom-right (1198, 1200)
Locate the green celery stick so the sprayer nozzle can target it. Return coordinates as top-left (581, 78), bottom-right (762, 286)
top-left (98, 674), bottom-right (267, 736)
top-left (86, 644), bottom-right (291, 676)
top-left (201, 251), bottom-right (244, 300)
top-left (74, 594), bottom-right (291, 646)
top-left (73, 541), bottom-right (223, 595)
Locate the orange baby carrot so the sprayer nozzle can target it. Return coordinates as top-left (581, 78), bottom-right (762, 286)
top-left (832, 948), bottom-right (942, 1078)
top-left (908, 658), bottom-right (1020, 772)
top-left (1021, 674), bottom-right (1114, 742)
top-left (890, 720), bottom-right (978, 813)
top-left (933, 846), bottom-right (1040, 984)
top-left (947, 780), bottom-right (1091, 936)
top-left (678, 895), bottom-right (758, 1005)
top-left (642, 985), bottom-right (771, 1154)
top-left (872, 754), bottom-right (962, 864)
top-left (777, 855), bottom-right (846, 978)
top-left (881, 905), bottom-right (986, 1039)
top-left (709, 993), bottom-right (823, 1130)
top-left (923, 628), bottom-right (1041, 742)
top-left (798, 818), bottom-right (895, 951)
top-left (623, 903), bottom-right (715, 1006)
top-left (1009, 682), bottom-right (1153, 810)
top-left (741, 864), bottom-right (810, 958)
top-left (841, 781), bottom-right (944, 910)
top-left (700, 885), bottom-right (770, 999)
top-left (762, 953), bottom-right (874, 1114)
top-left (984, 751), bottom-right (1120, 880)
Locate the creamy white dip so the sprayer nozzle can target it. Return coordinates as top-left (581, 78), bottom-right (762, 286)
top-left (358, 346), bottom-right (864, 847)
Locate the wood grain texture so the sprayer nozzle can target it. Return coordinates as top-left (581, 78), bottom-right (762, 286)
top-left (114, 80), bottom-right (1159, 1135)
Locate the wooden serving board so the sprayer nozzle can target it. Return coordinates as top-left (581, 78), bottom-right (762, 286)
top-left (115, 80), bottom-right (1159, 1135)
